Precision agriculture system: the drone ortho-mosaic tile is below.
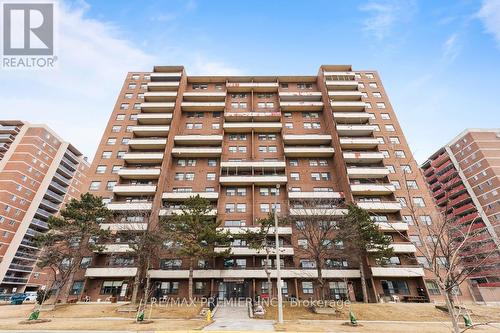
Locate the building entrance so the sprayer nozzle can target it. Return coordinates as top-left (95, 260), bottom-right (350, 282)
top-left (218, 280), bottom-right (249, 300)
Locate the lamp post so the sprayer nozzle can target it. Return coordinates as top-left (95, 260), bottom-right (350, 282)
top-left (274, 184), bottom-right (284, 324)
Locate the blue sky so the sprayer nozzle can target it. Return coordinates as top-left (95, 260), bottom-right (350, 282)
top-left (1, 0), bottom-right (499, 163)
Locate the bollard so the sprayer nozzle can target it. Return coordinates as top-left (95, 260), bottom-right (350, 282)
top-left (206, 309), bottom-right (212, 322)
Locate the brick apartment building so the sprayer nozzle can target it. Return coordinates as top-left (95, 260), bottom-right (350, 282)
top-left (76, 64), bottom-right (472, 303)
top-left (0, 121), bottom-right (89, 294)
top-left (421, 129), bottom-right (500, 302)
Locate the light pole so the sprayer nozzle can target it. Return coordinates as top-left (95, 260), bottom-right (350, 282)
top-left (274, 184), bottom-right (284, 324)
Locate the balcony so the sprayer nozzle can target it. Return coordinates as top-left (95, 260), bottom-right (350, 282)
top-left (431, 153), bottom-right (450, 168)
top-left (53, 172), bottom-right (71, 186)
top-left (289, 208), bottom-right (348, 216)
top-left (215, 246), bottom-right (294, 256)
top-left (144, 91), bottom-right (177, 102)
top-left (49, 181), bottom-right (67, 194)
top-left (279, 91), bottom-right (322, 101)
top-left (350, 183), bottom-right (396, 195)
top-left (112, 184), bottom-right (157, 195)
top-left (333, 112), bottom-right (371, 123)
top-left (323, 71), bottom-right (356, 78)
top-left (147, 268), bottom-right (360, 279)
top-left (221, 226), bottom-right (292, 235)
top-left (85, 267), bottom-right (138, 278)
top-left (130, 125), bottom-right (170, 137)
top-left (163, 192), bottom-right (219, 201)
top-left (128, 138), bottom-right (166, 150)
top-left (287, 191), bottom-right (344, 200)
top-left (336, 124), bottom-right (377, 136)
top-left (220, 160), bottom-right (286, 169)
top-left (226, 82), bottom-right (279, 92)
top-left (375, 222), bottom-right (409, 232)
top-left (35, 208), bottom-right (51, 220)
top-left (9, 263), bottom-right (34, 273)
top-left (330, 101), bottom-right (366, 111)
top-left (2, 277), bottom-right (28, 284)
top-left (454, 203), bottom-right (476, 216)
top-left (219, 175), bottom-right (287, 185)
top-left (224, 112), bottom-right (281, 122)
top-left (159, 208), bottom-right (217, 216)
top-left (325, 80), bottom-right (359, 90)
top-left (181, 102), bottom-right (225, 111)
top-left (347, 167), bottom-right (390, 179)
top-left (284, 146), bottom-right (334, 157)
top-left (98, 244), bottom-right (134, 253)
top-left (39, 199), bottom-right (60, 212)
top-left (279, 101), bottom-right (324, 111)
top-left (371, 266), bottom-right (424, 277)
top-left (223, 122), bottom-right (282, 133)
top-left (328, 91), bottom-right (363, 101)
top-left (106, 202), bottom-right (152, 211)
top-left (183, 91), bottom-right (226, 101)
top-left (118, 168), bottom-right (161, 179)
top-left (123, 152), bottom-right (164, 164)
top-left (140, 102), bottom-right (175, 112)
top-left (174, 135), bottom-right (223, 145)
top-left (390, 243), bottom-right (417, 253)
top-left (100, 223), bottom-right (147, 231)
top-left (0, 125), bottom-right (18, 134)
top-left (340, 137), bottom-right (380, 149)
top-left (137, 113), bottom-right (172, 125)
top-left (150, 72), bottom-right (182, 81)
top-left (356, 201), bottom-right (402, 212)
top-left (171, 147), bottom-right (222, 157)
top-left (44, 189), bottom-right (64, 203)
top-left (282, 134), bottom-right (331, 145)
top-left (57, 163), bottom-right (74, 178)
top-left (0, 134), bottom-right (14, 142)
top-left (343, 151), bottom-right (384, 163)
top-left (147, 81), bottom-right (180, 91)
top-left (31, 218), bottom-right (48, 229)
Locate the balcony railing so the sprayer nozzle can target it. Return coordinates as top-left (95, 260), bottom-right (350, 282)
top-left (31, 218), bottom-right (49, 229)
top-left (2, 277), bottom-right (28, 284)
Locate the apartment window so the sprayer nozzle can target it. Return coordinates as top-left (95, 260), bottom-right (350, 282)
top-left (124, 93), bottom-right (133, 99)
top-left (70, 281), bottom-right (84, 295)
top-left (130, 113), bottom-right (138, 120)
top-left (193, 84), bottom-right (208, 90)
top-left (361, 92), bottom-right (368, 98)
top-left (376, 102), bottom-right (386, 109)
top-left (185, 173), bottom-right (194, 181)
top-left (106, 181), bottom-right (116, 191)
top-left (260, 203), bottom-right (270, 213)
top-left (120, 103), bottom-right (129, 110)
top-left (289, 159), bottom-right (298, 167)
top-left (419, 215), bottom-right (432, 225)
top-left (381, 280), bottom-right (409, 295)
top-left (391, 180), bottom-right (401, 189)
top-left (398, 197), bottom-right (407, 207)
top-left (138, 93), bottom-right (144, 99)
top-left (412, 197), bottom-right (425, 207)
top-left (302, 281), bottom-right (314, 294)
top-left (284, 112), bottom-right (292, 118)
top-left (96, 165), bottom-right (107, 174)
top-left (410, 235), bottom-right (422, 246)
top-left (206, 173), bottom-right (216, 181)
top-left (117, 151), bottom-right (125, 159)
top-left (80, 257), bottom-right (92, 268)
top-left (285, 123), bottom-right (293, 129)
top-left (212, 123), bottom-right (220, 129)
top-left (131, 74), bottom-right (140, 80)
top-left (401, 165), bottom-right (412, 173)
top-left (401, 215), bottom-right (413, 225)
top-left (381, 113), bottom-right (390, 119)
top-left (225, 204), bottom-right (235, 213)
top-left (365, 73), bottom-right (374, 79)
top-left (373, 92), bottom-right (382, 98)
top-left (298, 239), bottom-right (308, 249)
top-left (395, 150), bottom-right (406, 158)
top-left (238, 146), bottom-right (247, 153)
top-left (365, 102), bottom-right (372, 109)
top-left (116, 114), bottom-right (125, 121)
top-left (406, 180), bottom-right (418, 189)
top-left (290, 172), bottom-right (300, 180)
top-left (297, 83), bottom-right (313, 89)
top-left (417, 256), bottom-right (430, 268)
top-left (236, 203), bottom-right (246, 212)
top-left (387, 165), bottom-right (395, 173)
top-left (426, 280), bottom-right (441, 295)
top-left (89, 181), bottom-right (101, 191)
top-left (160, 281), bottom-right (179, 294)
top-left (215, 84), bottom-right (223, 90)
top-left (121, 137), bottom-right (130, 145)
top-left (111, 125), bottom-right (121, 133)
top-left (389, 137), bottom-right (400, 144)
top-left (112, 166), bottom-right (121, 173)
top-left (385, 124), bottom-right (395, 132)
top-left (381, 150), bottom-right (389, 158)
top-left (369, 82), bottom-right (378, 88)
top-left (280, 83), bottom-right (288, 89)
top-left (208, 159), bottom-right (217, 167)
top-left (106, 138), bottom-right (116, 145)
top-left (389, 256), bottom-right (401, 265)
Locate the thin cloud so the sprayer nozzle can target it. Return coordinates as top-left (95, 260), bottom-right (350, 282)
top-left (477, 0), bottom-right (500, 48)
top-left (359, 0), bottom-right (417, 40)
top-left (442, 33), bottom-right (461, 63)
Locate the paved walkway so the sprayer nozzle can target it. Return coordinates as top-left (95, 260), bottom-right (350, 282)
top-left (203, 304), bottom-right (275, 331)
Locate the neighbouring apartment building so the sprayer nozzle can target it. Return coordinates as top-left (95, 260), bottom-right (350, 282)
top-left (76, 65), bottom-right (472, 303)
top-left (0, 121), bottom-right (89, 294)
top-left (421, 129), bottom-right (500, 302)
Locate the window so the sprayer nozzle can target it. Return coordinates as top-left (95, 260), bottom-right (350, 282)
top-left (106, 181), bottom-right (117, 191)
top-left (225, 204), bottom-right (235, 213)
top-left (120, 103), bottom-right (129, 110)
top-left (426, 280), bottom-right (441, 295)
top-left (373, 92), bottom-right (382, 98)
top-left (285, 122), bottom-right (293, 129)
top-left (212, 123), bottom-right (220, 129)
top-left (111, 165), bottom-right (121, 173)
top-left (290, 172), bottom-right (300, 180)
top-left (193, 83), bottom-right (208, 90)
top-left (385, 124), bottom-right (395, 132)
top-left (70, 281), bottom-right (84, 295)
top-left (412, 197), bottom-right (425, 207)
top-left (208, 159), bottom-right (217, 167)
top-left (116, 114), bottom-right (125, 121)
top-left (96, 165), bottom-right (106, 174)
top-left (369, 82), bottom-right (378, 88)
top-left (398, 197), bottom-right (407, 207)
top-left (206, 173), bottom-right (216, 181)
top-left (381, 280), bottom-right (409, 295)
top-left (401, 165), bottom-right (412, 173)
top-left (419, 215), bottom-right (432, 225)
top-left (195, 281), bottom-right (207, 294)
top-left (101, 281), bottom-right (123, 295)
top-left (402, 215), bottom-right (414, 225)
top-left (395, 150), bottom-right (406, 158)
top-left (89, 181), bottom-right (100, 191)
top-left (260, 203), bottom-right (270, 213)
top-left (365, 73), bottom-right (374, 79)
top-left (410, 235), bottom-right (422, 246)
top-left (236, 203), bottom-right (246, 212)
top-left (298, 239), bottom-right (308, 249)
top-left (117, 151), bottom-right (125, 159)
top-left (297, 82), bottom-right (313, 89)
top-left (106, 138), bottom-right (116, 145)
top-left (160, 259), bottom-right (182, 270)
top-left (101, 151), bottom-right (112, 159)
top-left (289, 159), bottom-right (298, 167)
top-left (406, 180), bottom-right (418, 189)
top-left (111, 125), bottom-right (121, 132)
top-left (417, 256), bottom-right (430, 268)
top-left (80, 257), bottom-right (92, 268)
top-left (160, 281), bottom-right (179, 294)
top-left (376, 102), bottom-right (386, 109)
top-left (387, 165), bottom-right (395, 173)
top-left (302, 281), bottom-right (314, 294)
top-left (391, 180), bottom-right (401, 189)
top-left (381, 150), bottom-right (389, 158)
top-left (389, 137), bottom-right (400, 144)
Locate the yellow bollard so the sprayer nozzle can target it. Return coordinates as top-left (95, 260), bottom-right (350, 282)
top-left (206, 309), bottom-right (212, 322)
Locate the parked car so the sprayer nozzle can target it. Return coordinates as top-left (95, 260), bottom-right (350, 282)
top-left (0, 294), bottom-right (13, 302)
top-left (24, 291), bottom-right (38, 303)
top-left (10, 293), bottom-right (27, 305)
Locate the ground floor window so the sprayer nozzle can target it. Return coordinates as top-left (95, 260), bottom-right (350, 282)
top-left (381, 280), bottom-right (409, 295)
top-left (281, 281), bottom-right (288, 294)
top-left (425, 280), bottom-right (441, 295)
top-left (160, 281), bottom-right (179, 294)
top-left (71, 281), bottom-right (84, 295)
top-left (261, 281), bottom-right (270, 294)
top-left (195, 281), bottom-right (207, 294)
top-left (101, 281), bottom-right (123, 295)
top-left (302, 281), bottom-right (314, 294)
top-left (329, 281), bottom-right (348, 300)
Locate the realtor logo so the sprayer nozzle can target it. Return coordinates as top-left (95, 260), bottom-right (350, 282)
top-left (3, 3), bottom-right (53, 55)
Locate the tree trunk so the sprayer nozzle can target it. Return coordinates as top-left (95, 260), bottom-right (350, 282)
top-left (188, 262), bottom-right (194, 301)
top-left (264, 250), bottom-right (272, 298)
top-left (316, 263), bottom-right (324, 301)
top-left (359, 259), bottom-right (369, 303)
top-left (445, 290), bottom-right (460, 333)
top-left (131, 272), bottom-right (141, 304)
top-left (60, 270), bottom-right (76, 304)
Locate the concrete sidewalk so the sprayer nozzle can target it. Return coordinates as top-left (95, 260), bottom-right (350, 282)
top-left (203, 304), bottom-right (275, 331)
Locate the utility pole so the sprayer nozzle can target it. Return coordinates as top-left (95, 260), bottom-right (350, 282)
top-left (274, 184), bottom-right (283, 324)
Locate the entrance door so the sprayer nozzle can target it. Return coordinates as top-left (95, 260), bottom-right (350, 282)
top-left (218, 281), bottom-right (248, 300)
